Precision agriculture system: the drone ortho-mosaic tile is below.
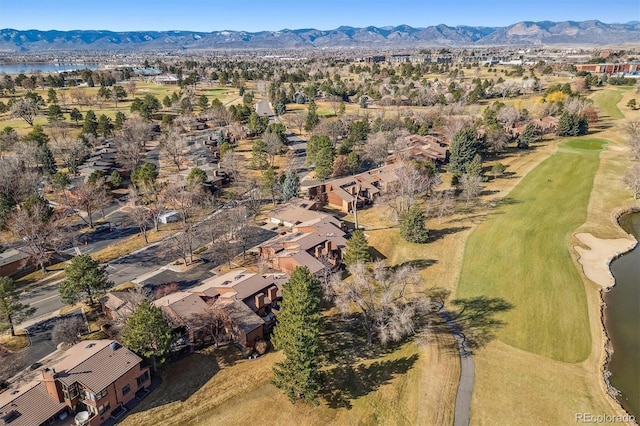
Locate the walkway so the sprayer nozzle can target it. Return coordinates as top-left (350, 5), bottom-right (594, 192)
top-left (441, 311), bottom-right (475, 426)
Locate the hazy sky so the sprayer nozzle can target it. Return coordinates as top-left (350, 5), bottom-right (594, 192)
top-left (1, 0), bottom-right (638, 32)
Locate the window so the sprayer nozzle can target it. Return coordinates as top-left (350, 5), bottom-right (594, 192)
top-left (95, 388), bottom-right (107, 401)
top-left (62, 383), bottom-right (79, 400)
top-left (98, 402), bottom-right (111, 415)
top-left (136, 371), bottom-right (149, 387)
top-left (122, 384), bottom-right (131, 395)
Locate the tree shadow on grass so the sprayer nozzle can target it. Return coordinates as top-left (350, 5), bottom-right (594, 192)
top-left (437, 296), bottom-right (514, 353)
top-left (428, 226), bottom-right (470, 243)
top-left (127, 345), bottom-right (241, 415)
top-left (395, 258), bottom-right (438, 269)
top-left (322, 354), bottom-right (419, 409)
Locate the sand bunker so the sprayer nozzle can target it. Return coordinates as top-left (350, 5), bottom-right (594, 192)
top-left (574, 233), bottom-right (637, 288)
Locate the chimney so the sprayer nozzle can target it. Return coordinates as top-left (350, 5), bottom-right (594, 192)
top-left (267, 286), bottom-right (278, 303)
top-left (314, 246), bottom-right (322, 258)
top-left (325, 240), bottom-right (332, 254)
top-left (255, 293), bottom-right (265, 309)
top-left (41, 368), bottom-right (64, 403)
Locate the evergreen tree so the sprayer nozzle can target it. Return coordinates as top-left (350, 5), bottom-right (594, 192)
top-left (557, 112), bottom-right (589, 137)
top-left (400, 206), bottom-right (429, 243)
top-left (82, 110), bottom-right (98, 137)
top-left (114, 111), bottom-right (127, 130)
top-left (467, 154), bottom-right (483, 178)
top-left (272, 267), bottom-right (323, 404)
top-left (46, 104), bottom-right (64, 123)
top-left (518, 123), bottom-right (537, 148)
top-left (306, 135), bottom-right (332, 165)
top-left (448, 126), bottom-right (483, 174)
top-left (0, 276), bottom-right (36, 336)
top-left (281, 169), bottom-right (300, 202)
top-left (96, 114), bottom-right (113, 138)
top-left (37, 143), bottom-right (57, 176)
top-left (251, 138), bottom-right (269, 170)
top-left (248, 112), bottom-right (269, 135)
top-left (59, 254), bottom-right (112, 305)
top-left (69, 108), bottom-right (83, 124)
top-left (110, 170), bottom-right (122, 188)
top-left (344, 229), bottom-right (371, 267)
top-left (261, 166), bottom-right (279, 205)
top-left (304, 100), bottom-right (319, 131)
top-left (122, 299), bottom-right (173, 372)
top-left (314, 146), bottom-right (334, 181)
top-left (131, 163), bottom-right (159, 189)
top-left (198, 94), bottom-right (209, 111)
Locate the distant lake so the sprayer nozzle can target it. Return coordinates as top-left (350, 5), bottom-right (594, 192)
top-left (0, 63), bottom-right (99, 75)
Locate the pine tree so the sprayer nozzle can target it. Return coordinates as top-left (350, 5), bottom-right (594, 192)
top-left (281, 169), bottom-right (300, 202)
top-left (251, 139), bottom-right (269, 170)
top-left (314, 146), bottom-right (334, 181)
top-left (82, 110), bottom-right (98, 137)
top-left (261, 166), bottom-right (279, 205)
top-left (59, 254), bottom-right (112, 305)
top-left (304, 100), bottom-right (319, 131)
top-left (448, 126), bottom-right (483, 174)
top-left (466, 154), bottom-right (483, 178)
top-left (400, 206), bottom-right (429, 243)
top-left (518, 123), bottom-right (537, 148)
top-left (272, 267), bottom-right (323, 403)
top-left (0, 276), bottom-right (36, 336)
top-left (122, 299), bottom-right (173, 372)
top-left (343, 229), bottom-right (371, 267)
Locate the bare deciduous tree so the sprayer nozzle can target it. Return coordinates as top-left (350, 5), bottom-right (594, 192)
top-left (428, 190), bottom-right (456, 224)
top-left (69, 180), bottom-right (109, 228)
top-left (159, 126), bottom-right (187, 171)
top-left (623, 119), bottom-right (640, 160)
top-left (496, 105), bottom-right (520, 129)
top-left (219, 150), bottom-right (241, 182)
top-left (7, 203), bottom-right (66, 272)
top-left (190, 302), bottom-right (238, 346)
top-left (9, 98), bottom-right (39, 126)
top-left (324, 261), bottom-right (431, 346)
top-left (363, 131), bottom-right (391, 166)
top-left (380, 160), bottom-right (441, 221)
top-left (114, 117), bottom-right (150, 171)
top-left (50, 124), bottom-right (89, 175)
top-left (164, 225), bottom-right (197, 266)
top-left (460, 174), bottom-right (483, 205)
top-left (288, 112), bottom-right (305, 135)
top-left (154, 282), bottom-right (180, 299)
top-left (52, 315), bottom-right (87, 345)
top-left (623, 163), bottom-right (640, 199)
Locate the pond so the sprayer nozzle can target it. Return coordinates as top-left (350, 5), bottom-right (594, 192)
top-left (606, 212), bottom-right (640, 419)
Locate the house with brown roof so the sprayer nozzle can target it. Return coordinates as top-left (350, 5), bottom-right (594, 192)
top-left (215, 299), bottom-right (266, 349)
top-left (267, 198), bottom-right (320, 227)
top-left (0, 340), bottom-right (151, 426)
top-left (258, 211), bottom-right (347, 275)
top-left (99, 290), bottom-right (146, 320)
top-left (387, 134), bottom-right (449, 165)
top-left (154, 291), bottom-right (213, 351)
top-left (191, 270), bottom-right (287, 316)
top-left (0, 248), bottom-right (32, 277)
top-left (307, 165), bottom-right (400, 213)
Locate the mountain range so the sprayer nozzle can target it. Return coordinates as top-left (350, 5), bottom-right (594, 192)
top-left (1, 20), bottom-right (639, 52)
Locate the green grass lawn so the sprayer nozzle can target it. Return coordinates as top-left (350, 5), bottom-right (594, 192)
top-left (456, 138), bottom-right (606, 363)
top-left (590, 87), bottom-right (631, 119)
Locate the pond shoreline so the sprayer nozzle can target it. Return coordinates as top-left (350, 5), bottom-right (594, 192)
top-left (584, 207), bottom-right (640, 422)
